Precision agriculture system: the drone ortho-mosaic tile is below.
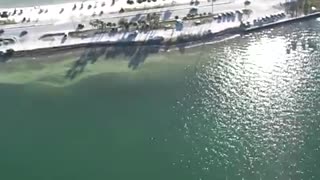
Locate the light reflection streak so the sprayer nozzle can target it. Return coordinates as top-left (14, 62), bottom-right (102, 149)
top-left (176, 24), bottom-right (320, 179)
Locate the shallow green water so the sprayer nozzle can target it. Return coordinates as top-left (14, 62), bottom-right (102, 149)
top-left (0, 20), bottom-right (320, 180)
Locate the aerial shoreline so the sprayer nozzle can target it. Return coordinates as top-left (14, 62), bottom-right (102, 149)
top-left (7, 12), bottom-right (320, 59)
top-left (0, 0), bottom-right (318, 60)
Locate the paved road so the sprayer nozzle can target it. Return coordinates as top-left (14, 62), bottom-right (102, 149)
top-left (2, 0), bottom-right (237, 37)
top-left (0, 0), bottom-right (287, 52)
top-left (2, 0), bottom-right (233, 27)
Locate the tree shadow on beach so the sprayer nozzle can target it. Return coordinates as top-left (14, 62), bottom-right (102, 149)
top-left (65, 46), bottom-right (106, 80)
top-left (128, 45), bottom-right (160, 69)
top-left (176, 43), bottom-right (186, 54)
top-left (65, 44), bottom-right (161, 79)
top-left (0, 50), bottom-right (14, 63)
top-left (0, 55), bottom-right (12, 63)
top-left (104, 45), bottom-right (161, 69)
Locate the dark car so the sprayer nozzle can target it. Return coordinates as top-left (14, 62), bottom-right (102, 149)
top-left (77, 24), bottom-right (85, 30)
top-left (19, 30), bottom-right (28, 37)
top-left (189, 8), bottom-right (198, 15)
top-left (0, 11), bottom-right (9, 18)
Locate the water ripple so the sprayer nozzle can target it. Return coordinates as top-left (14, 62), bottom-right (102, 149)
top-left (175, 19), bottom-right (320, 179)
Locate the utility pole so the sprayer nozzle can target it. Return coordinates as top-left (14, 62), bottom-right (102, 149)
top-left (211, 0), bottom-right (213, 14)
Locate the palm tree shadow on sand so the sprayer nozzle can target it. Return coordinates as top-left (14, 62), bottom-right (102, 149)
top-left (65, 44), bottom-right (161, 80)
top-left (65, 46), bottom-right (106, 79)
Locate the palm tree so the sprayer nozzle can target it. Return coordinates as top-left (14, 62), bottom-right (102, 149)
top-left (119, 8), bottom-right (125, 13)
top-left (59, 8), bottom-right (64, 14)
top-left (127, 0), bottom-right (134, 5)
top-left (302, 0), bottom-right (310, 14)
top-left (244, 0), bottom-right (251, 6)
top-left (72, 4), bottom-right (77, 10)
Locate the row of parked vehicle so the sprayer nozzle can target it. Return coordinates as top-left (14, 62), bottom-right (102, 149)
top-left (253, 13), bottom-right (286, 26)
top-left (0, 29), bottom-right (28, 37)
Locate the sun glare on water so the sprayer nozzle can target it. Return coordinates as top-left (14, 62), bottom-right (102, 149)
top-left (244, 36), bottom-right (287, 74)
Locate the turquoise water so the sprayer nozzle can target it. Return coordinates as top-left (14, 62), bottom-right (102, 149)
top-left (0, 20), bottom-right (320, 180)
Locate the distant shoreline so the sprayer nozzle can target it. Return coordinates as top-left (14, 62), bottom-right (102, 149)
top-left (8, 27), bottom-right (239, 58)
top-left (8, 12), bottom-right (320, 59)
top-left (1, 0), bottom-right (319, 61)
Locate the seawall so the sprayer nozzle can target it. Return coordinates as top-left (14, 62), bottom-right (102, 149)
top-left (244, 12), bottom-right (320, 33)
top-left (5, 12), bottom-right (320, 59)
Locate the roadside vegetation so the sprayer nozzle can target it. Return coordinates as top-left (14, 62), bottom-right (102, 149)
top-left (284, 0), bottom-right (319, 16)
top-left (77, 9), bottom-right (220, 36)
top-left (309, 0), bottom-right (320, 8)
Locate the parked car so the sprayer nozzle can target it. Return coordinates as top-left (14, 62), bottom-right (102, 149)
top-left (189, 7), bottom-right (198, 15)
top-left (19, 30), bottom-right (28, 37)
top-left (77, 24), bottom-right (84, 30)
